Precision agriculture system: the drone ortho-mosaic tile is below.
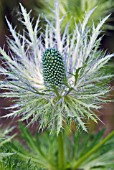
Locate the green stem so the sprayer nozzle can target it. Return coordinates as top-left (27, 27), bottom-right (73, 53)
top-left (72, 131), bottom-right (114, 170)
top-left (53, 86), bottom-right (61, 99)
top-left (58, 132), bottom-right (64, 170)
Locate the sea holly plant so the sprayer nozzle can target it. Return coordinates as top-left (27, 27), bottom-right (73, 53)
top-left (0, 0), bottom-right (114, 134)
top-left (0, 0), bottom-right (114, 169)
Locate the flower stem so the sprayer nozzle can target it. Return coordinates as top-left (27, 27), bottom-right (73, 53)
top-left (58, 131), bottom-right (64, 170)
top-left (72, 131), bottom-right (114, 170)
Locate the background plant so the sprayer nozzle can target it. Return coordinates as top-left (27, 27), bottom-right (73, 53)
top-left (36, 0), bottom-right (114, 31)
top-left (0, 127), bottom-right (15, 170)
top-left (0, 124), bottom-right (114, 170)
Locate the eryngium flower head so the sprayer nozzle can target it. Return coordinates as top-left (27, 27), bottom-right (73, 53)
top-left (0, 0), bottom-right (114, 134)
top-left (42, 48), bottom-right (66, 87)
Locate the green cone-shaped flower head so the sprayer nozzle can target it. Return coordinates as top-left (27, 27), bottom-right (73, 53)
top-left (42, 48), bottom-right (66, 87)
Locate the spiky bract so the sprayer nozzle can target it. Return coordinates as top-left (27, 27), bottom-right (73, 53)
top-left (0, 0), bottom-right (113, 134)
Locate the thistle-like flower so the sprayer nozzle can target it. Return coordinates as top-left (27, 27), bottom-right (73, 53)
top-left (0, 0), bottom-right (113, 134)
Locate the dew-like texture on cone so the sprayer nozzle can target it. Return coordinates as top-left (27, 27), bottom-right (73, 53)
top-left (42, 48), bottom-right (66, 87)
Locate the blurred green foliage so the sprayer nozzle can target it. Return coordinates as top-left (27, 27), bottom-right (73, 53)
top-left (36, 0), bottom-right (114, 31)
top-left (0, 124), bottom-right (114, 170)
